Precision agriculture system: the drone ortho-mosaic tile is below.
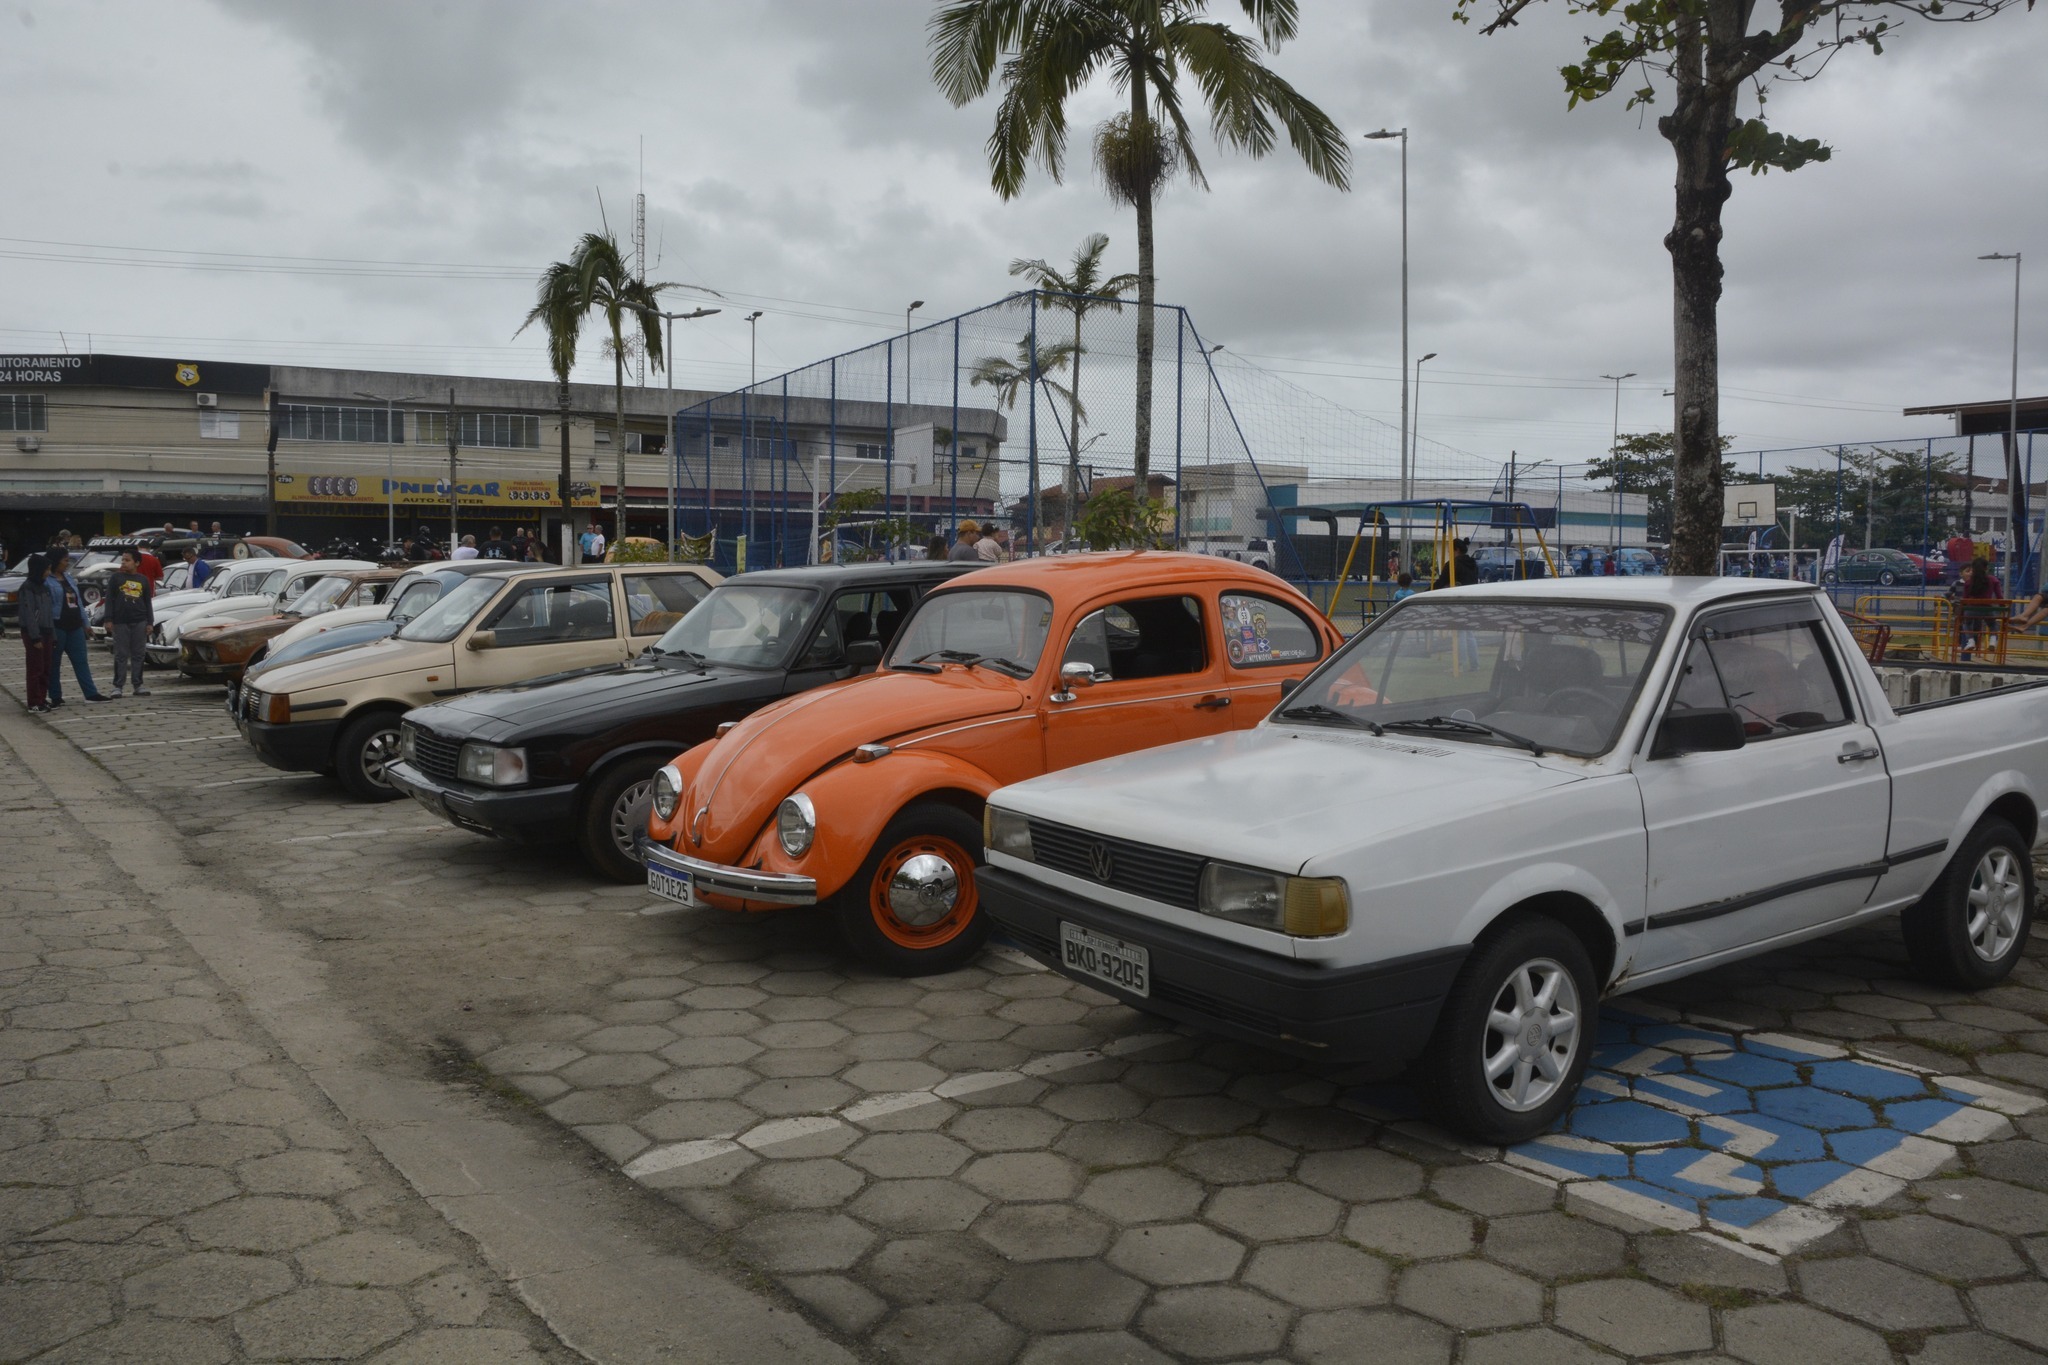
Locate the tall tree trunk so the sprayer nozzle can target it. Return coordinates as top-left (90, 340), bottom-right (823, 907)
top-left (1659, 9), bottom-right (1741, 576)
top-left (1131, 85), bottom-right (1156, 502)
top-left (558, 376), bottom-right (573, 563)
top-left (1065, 308), bottom-right (1084, 539)
top-left (613, 342), bottom-right (628, 550)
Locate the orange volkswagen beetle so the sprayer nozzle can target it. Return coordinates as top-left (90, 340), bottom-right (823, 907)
top-left (643, 552), bottom-right (1345, 974)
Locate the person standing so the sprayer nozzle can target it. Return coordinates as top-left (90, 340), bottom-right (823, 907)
top-left (18, 553), bottom-right (55, 713)
top-left (451, 535), bottom-right (481, 561)
top-left (44, 548), bottom-right (109, 704)
top-left (979, 526), bottom-right (1011, 563)
top-left (183, 545), bottom-right (213, 590)
top-left (924, 533), bottom-right (949, 561)
top-left (580, 524), bottom-right (607, 563)
top-left (1432, 538), bottom-right (1480, 590)
top-left (947, 521), bottom-right (983, 562)
top-left (482, 526), bottom-right (509, 560)
top-left (105, 550), bottom-right (154, 696)
top-left (137, 544), bottom-right (163, 586)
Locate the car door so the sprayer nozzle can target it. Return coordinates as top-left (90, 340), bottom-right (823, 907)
top-left (1043, 592), bottom-right (1229, 769)
top-left (1214, 589), bottom-right (1331, 727)
top-left (1630, 598), bottom-right (1890, 974)
top-left (454, 576), bottom-right (627, 690)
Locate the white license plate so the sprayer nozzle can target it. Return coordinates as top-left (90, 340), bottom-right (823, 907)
top-left (1059, 922), bottom-right (1150, 998)
top-left (647, 862), bottom-right (696, 907)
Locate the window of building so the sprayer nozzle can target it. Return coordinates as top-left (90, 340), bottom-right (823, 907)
top-left (415, 412), bottom-right (542, 449)
top-left (626, 432), bottom-right (666, 455)
top-left (279, 404), bottom-right (398, 444)
top-left (1, 394), bottom-right (47, 431)
top-left (853, 443), bottom-right (883, 460)
top-left (199, 410), bottom-right (241, 440)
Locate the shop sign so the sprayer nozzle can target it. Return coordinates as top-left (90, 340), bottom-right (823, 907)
top-left (275, 472), bottom-right (599, 509)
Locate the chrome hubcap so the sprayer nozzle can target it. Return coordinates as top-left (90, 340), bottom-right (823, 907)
top-left (887, 853), bottom-right (960, 926)
top-left (361, 729), bottom-right (401, 788)
top-left (1482, 957), bottom-right (1581, 1113)
top-left (1966, 848), bottom-right (2025, 963)
top-left (611, 778), bottom-right (653, 859)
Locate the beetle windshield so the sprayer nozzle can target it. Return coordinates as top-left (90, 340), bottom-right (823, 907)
top-left (654, 584), bottom-right (817, 669)
top-left (885, 589), bottom-right (1053, 676)
top-left (396, 575), bottom-right (505, 643)
top-left (1276, 600), bottom-right (1670, 758)
top-left (288, 576), bottom-right (355, 614)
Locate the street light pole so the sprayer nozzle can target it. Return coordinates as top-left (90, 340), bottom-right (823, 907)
top-left (1602, 373), bottom-right (1636, 548)
top-left (354, 389), bottom-right (424, 552)
top-left (1410, 351), bottom-right (1437, 567)
top-left (1364, 129), bottom-right (1409, 559)
top-left (1981, 252), bottom-right (2023, 589)
top-left (905, 300), bottom-right (924, 411)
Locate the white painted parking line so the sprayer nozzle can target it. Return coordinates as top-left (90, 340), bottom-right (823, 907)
top-left (278, 825), bottom-right (454, 844)
top-left (85, 733), bottom-right (241, 751)
top-left (196, 772), bottom-right (325, 789)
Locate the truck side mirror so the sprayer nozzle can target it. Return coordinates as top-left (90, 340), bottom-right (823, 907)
top-left (846, 640), bottom-right (883, 671)
top-left (465, 629), bottom-right (498, 652)
top-left (1651, 707), bottom-right (1745, 759)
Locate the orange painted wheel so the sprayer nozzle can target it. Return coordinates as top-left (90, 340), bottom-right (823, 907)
top-left (834, 801), bottom-right (993, 976)
top-left (868, 832), bottom-right (979, 949)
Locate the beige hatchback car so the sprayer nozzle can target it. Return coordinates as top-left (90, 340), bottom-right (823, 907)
top-left (237, 563), bottom-right (719, 800)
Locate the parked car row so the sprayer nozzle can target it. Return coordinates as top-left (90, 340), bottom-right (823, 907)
top-left (172, 549), bottom-right (2044, 1142)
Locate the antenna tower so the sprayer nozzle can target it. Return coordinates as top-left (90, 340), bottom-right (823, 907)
top-left (633, 138), bottom-right (647, 385)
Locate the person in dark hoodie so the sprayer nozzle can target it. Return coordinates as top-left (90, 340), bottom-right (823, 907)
top-left (18, 553), bottom-right (55, 713)
top-left (43, 546), bottom-right (109, 705)
top-left (106, 549), bottom-right (155, 697)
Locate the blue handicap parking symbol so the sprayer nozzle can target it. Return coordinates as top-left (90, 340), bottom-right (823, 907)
top-left (1344, 1006), bottom-right (2038, 1255)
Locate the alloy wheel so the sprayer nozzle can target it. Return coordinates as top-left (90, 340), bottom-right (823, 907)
top-left (1967, 847), bottom-right (2026, 963)
top-left (1481, 956), bottom-right (1582, 1113)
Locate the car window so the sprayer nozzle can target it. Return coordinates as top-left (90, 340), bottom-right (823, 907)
top-left (798, 587), bottom-right (920, 669)
top-left (1679, 612), bottom-right (1850, 739)
top-left (887, 589), bottom-right (1053, 674)
top-left (351, 582), bottom-right (389, 607)
top-left (624, 573), bottom-right (710, 635)
top-left (387, 580), bottom-right (442, 622)
top-left (1218, 592), bottom-right (1323, 669)
top-left (397, 575), bottom-right (506, 642)
top-left (255, 569), bottom-right (288, 597)
top-left (485, 579), bottom-right (615, 646)
top-left (1062, 596), bottom-right (1207, 681)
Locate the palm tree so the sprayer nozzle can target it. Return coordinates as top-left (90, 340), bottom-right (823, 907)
top-left (969, 336), bottom-right (1083, 524)
top-left (518, 232), bottom-right (673, 551)
top-left (931, 0), bottom-right (1348, 493)
top-left (1010, 232), bottom-right (1138, 530)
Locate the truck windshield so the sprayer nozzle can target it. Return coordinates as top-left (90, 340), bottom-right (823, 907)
top-left (653, 584), bottom-right (816, 669)
top-left (1278, 600), bottom-right (1669, 758)
top-left (396, 576), bottom-right (506, 643)
top-left (885, 589), bottom-right (1053, 676)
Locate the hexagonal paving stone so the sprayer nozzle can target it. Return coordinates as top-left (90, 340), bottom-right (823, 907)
top-left (84, 1162), bottom-right (236, 1218)
top-left (986, 1261), bottom-right (1148, 1332)
top-left (1106, 1222), bottom-right (1246, 1286)
top-left (1864, 1213), bottom-right (2025, 1281)
top-left (847, 1133), bottom-right (972, 1179)
top-left (1914, 1177), bottom-right (2048, 1236)
top-left (1204, 1181), bottom-right (1340, 1242)
top-left (298, 1232), bottom-right (454, 1287)
top-left (124, 1251), bottom-right (294, 1318)
top-left (975, 1204), bottom-right (1115, 1262)
top-left (1343, 1199), bottom-right (1476, 1260)
top-left (1295, 1147), bottom-right (1425, 1203)
top-left (1054, 1120), bottom-right (1177, 1169)
top-left (142, 1123), bottom-right (285, 1168)
top-left (875, 1301), bottom-right (1021, 1365)
top-left (1431, 1162), bottom-right (1555, 1215)
top-left (238, 1150), bottom-right (363, 1197)
top-left (848, 1179), bottom-right (989, 1233)
top-left (635, 1100), bottom-right (755, 1143)
top-left (1482, 1210), bottom-right (1627, 1279)
top-left (1722, 1301), bottom-right (1893, 1365)
top-left (557, 1053), bottom-right (668, 1088)
top-left (734, 1212), bottom-right (876, 1273)
top-left (0, 1281), bottom-right (115, 1361)
top-left (1290, 1308), bottom-right (1453, 1365)
top-left (1396, 1260), bottom-right (1542, 1331)
top-left (1971, 1281), bottom-right (2048, 1352)
top-left (650, 1066), bottom-right (756, 1101)
top-left (183, 1196), bottom-right (343, 1252)
top-left (1461, 1326), bottom-right (1617, 1365)
top-left (1137, 1285), bottom-right (1289, 1361)
top-left (864, 1235), bottom-right (1006, 1305)
top-left (1013, 1331), bottom-right (1175, 1365)
top-left (949, 1106), bottom-right (1065, 1154)
top-left (743, 1076), bottom-right (857, 1117)
top-left (232, 1285), bottom-right (413, 1360)
top-left (961, 1152), bottom-right (1081, 1202)
top-left (1078, 1167), bottom-right (1204, 1225)
top-left (1042, 1084), bottom-right (1146, 1122)
top-left (1554, 1278), bottom-right (1714, 1356)
top-left (574, 1024), bottom-right (678, 1054)
top-left (1243, 1241), bottom-right (1391, 1310)
top-left (1798, 1254), bottom-right (1968, 1331)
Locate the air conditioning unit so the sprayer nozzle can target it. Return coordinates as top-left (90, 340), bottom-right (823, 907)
top-left (14, 435), bottom-right (40, 453)
top-left (195, 392), bottom-right (219, 408)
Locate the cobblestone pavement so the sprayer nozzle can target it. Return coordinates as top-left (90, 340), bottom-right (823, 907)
top-left (0, 704), bottom-right (576, 1361)
top-left (5, 637), bottom-right (2048, 1364)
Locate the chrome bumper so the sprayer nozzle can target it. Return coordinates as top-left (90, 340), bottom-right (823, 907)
top-left (645, 843), bottom-right (818, 906)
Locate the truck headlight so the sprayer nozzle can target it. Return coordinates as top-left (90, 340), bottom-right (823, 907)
top-left (457, 743), bottom-right (528, 787)
top-left (983, 806), bottom-right (1034, 862)
top-left (653, 764), bottom-right (683, 821)
top-left (258, 690), bottom-right (291, 725)
top-left (777, 794), bottom-right (816, 857)
top-left (1199, 864), bottom-right (1349, 937)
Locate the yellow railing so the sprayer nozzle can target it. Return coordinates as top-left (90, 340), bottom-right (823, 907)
top-left (1853, 593), bottom-right (2048, 667)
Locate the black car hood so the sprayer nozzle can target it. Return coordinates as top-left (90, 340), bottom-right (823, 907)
top-left (410, 658), bottom-right (778, 742)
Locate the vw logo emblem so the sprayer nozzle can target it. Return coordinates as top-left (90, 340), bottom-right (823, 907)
top-left (1088, 842), bottom-right (1115, 882)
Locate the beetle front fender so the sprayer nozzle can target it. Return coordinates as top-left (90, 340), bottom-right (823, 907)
top-left (749, 750), bottom-right (1001, 903)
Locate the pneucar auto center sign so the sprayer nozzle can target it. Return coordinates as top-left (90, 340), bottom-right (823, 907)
top-left (275, 471), bottom-right (597, 509)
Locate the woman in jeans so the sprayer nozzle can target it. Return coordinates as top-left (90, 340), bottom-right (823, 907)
top-left (18, 553), bottom-right (55, 712)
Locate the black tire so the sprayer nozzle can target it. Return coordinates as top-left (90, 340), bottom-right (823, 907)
top-left (1901, 818), bottom-right (2034, 990)
top-left (334, 711), bottom-right (405, 802)
top-left (580, 760), bottom-right (660, 883)
top-left (832, 801), bottom-right (992, 976)
top-left (1420, 915), bottom-right (1598, 1144)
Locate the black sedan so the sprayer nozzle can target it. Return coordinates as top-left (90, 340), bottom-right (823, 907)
top-left (387, 560), bottom-right (978, 880)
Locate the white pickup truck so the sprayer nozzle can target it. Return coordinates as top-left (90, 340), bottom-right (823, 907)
top-left (978, 577), bottom-right (2044, 1141)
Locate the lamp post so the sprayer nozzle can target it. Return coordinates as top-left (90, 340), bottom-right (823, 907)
top-left (1602, 372), bottom-right (1636, 548)
top-left (353, 389), bottom-right (423, 551)
top-left (1409, 351), bottom-right (1437, 567)
top-left (1363, 128), bottom-right (1409, 554)
top-left (629, 304), bottom-right (720, 560)
top-left (1980, 252), bottom-right (2023, 589)
top-left (905, 300), bottom-right (924, 409)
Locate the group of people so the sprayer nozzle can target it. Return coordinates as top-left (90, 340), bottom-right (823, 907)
top-left (929, 520), bottom-right (1011, 563)
top-left (14, 544), bottom-right (157, 712)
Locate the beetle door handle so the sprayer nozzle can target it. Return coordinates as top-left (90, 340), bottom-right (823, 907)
top-left (1194, 695), bottom-right (1232, 711)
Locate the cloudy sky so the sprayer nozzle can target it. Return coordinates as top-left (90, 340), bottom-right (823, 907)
top-left (3, 0), bottom-right (2040, 477)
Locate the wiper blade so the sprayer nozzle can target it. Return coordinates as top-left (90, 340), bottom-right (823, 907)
top-left (1383, 715), bottom-right (1544, 756)
top-left (909, 649), bottom-right (1029, 677)
top-left (1275, 703), bottom-right (1383, 735)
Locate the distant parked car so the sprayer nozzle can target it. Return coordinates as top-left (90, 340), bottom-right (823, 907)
top-left (1473, 545), bottom-right (1550, 583)
top-left (1824, 548), bottom-right (1924, 587)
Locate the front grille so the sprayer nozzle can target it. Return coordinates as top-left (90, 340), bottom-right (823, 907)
top-left (407, 725), bottom-right (462, 783)
top-left (1026, 817), bottom-right (1205, 911)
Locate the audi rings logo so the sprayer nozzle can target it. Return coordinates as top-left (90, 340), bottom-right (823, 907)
top-left (307, 476), bottom-right (361, 498)
top-left (1088, 842), bottom-right (1115, 882)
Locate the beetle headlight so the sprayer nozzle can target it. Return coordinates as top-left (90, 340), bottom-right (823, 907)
top-left (653, 764), bottom-right (683, 821)
top-left (778, 794), bottom-right (816, 857)
top-left (1198, 864), bottom-right (1349, 937)
top-left (457, 743), bottom-right (529, 787)
top-left (983, 806), bottom-right (1034, 862)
